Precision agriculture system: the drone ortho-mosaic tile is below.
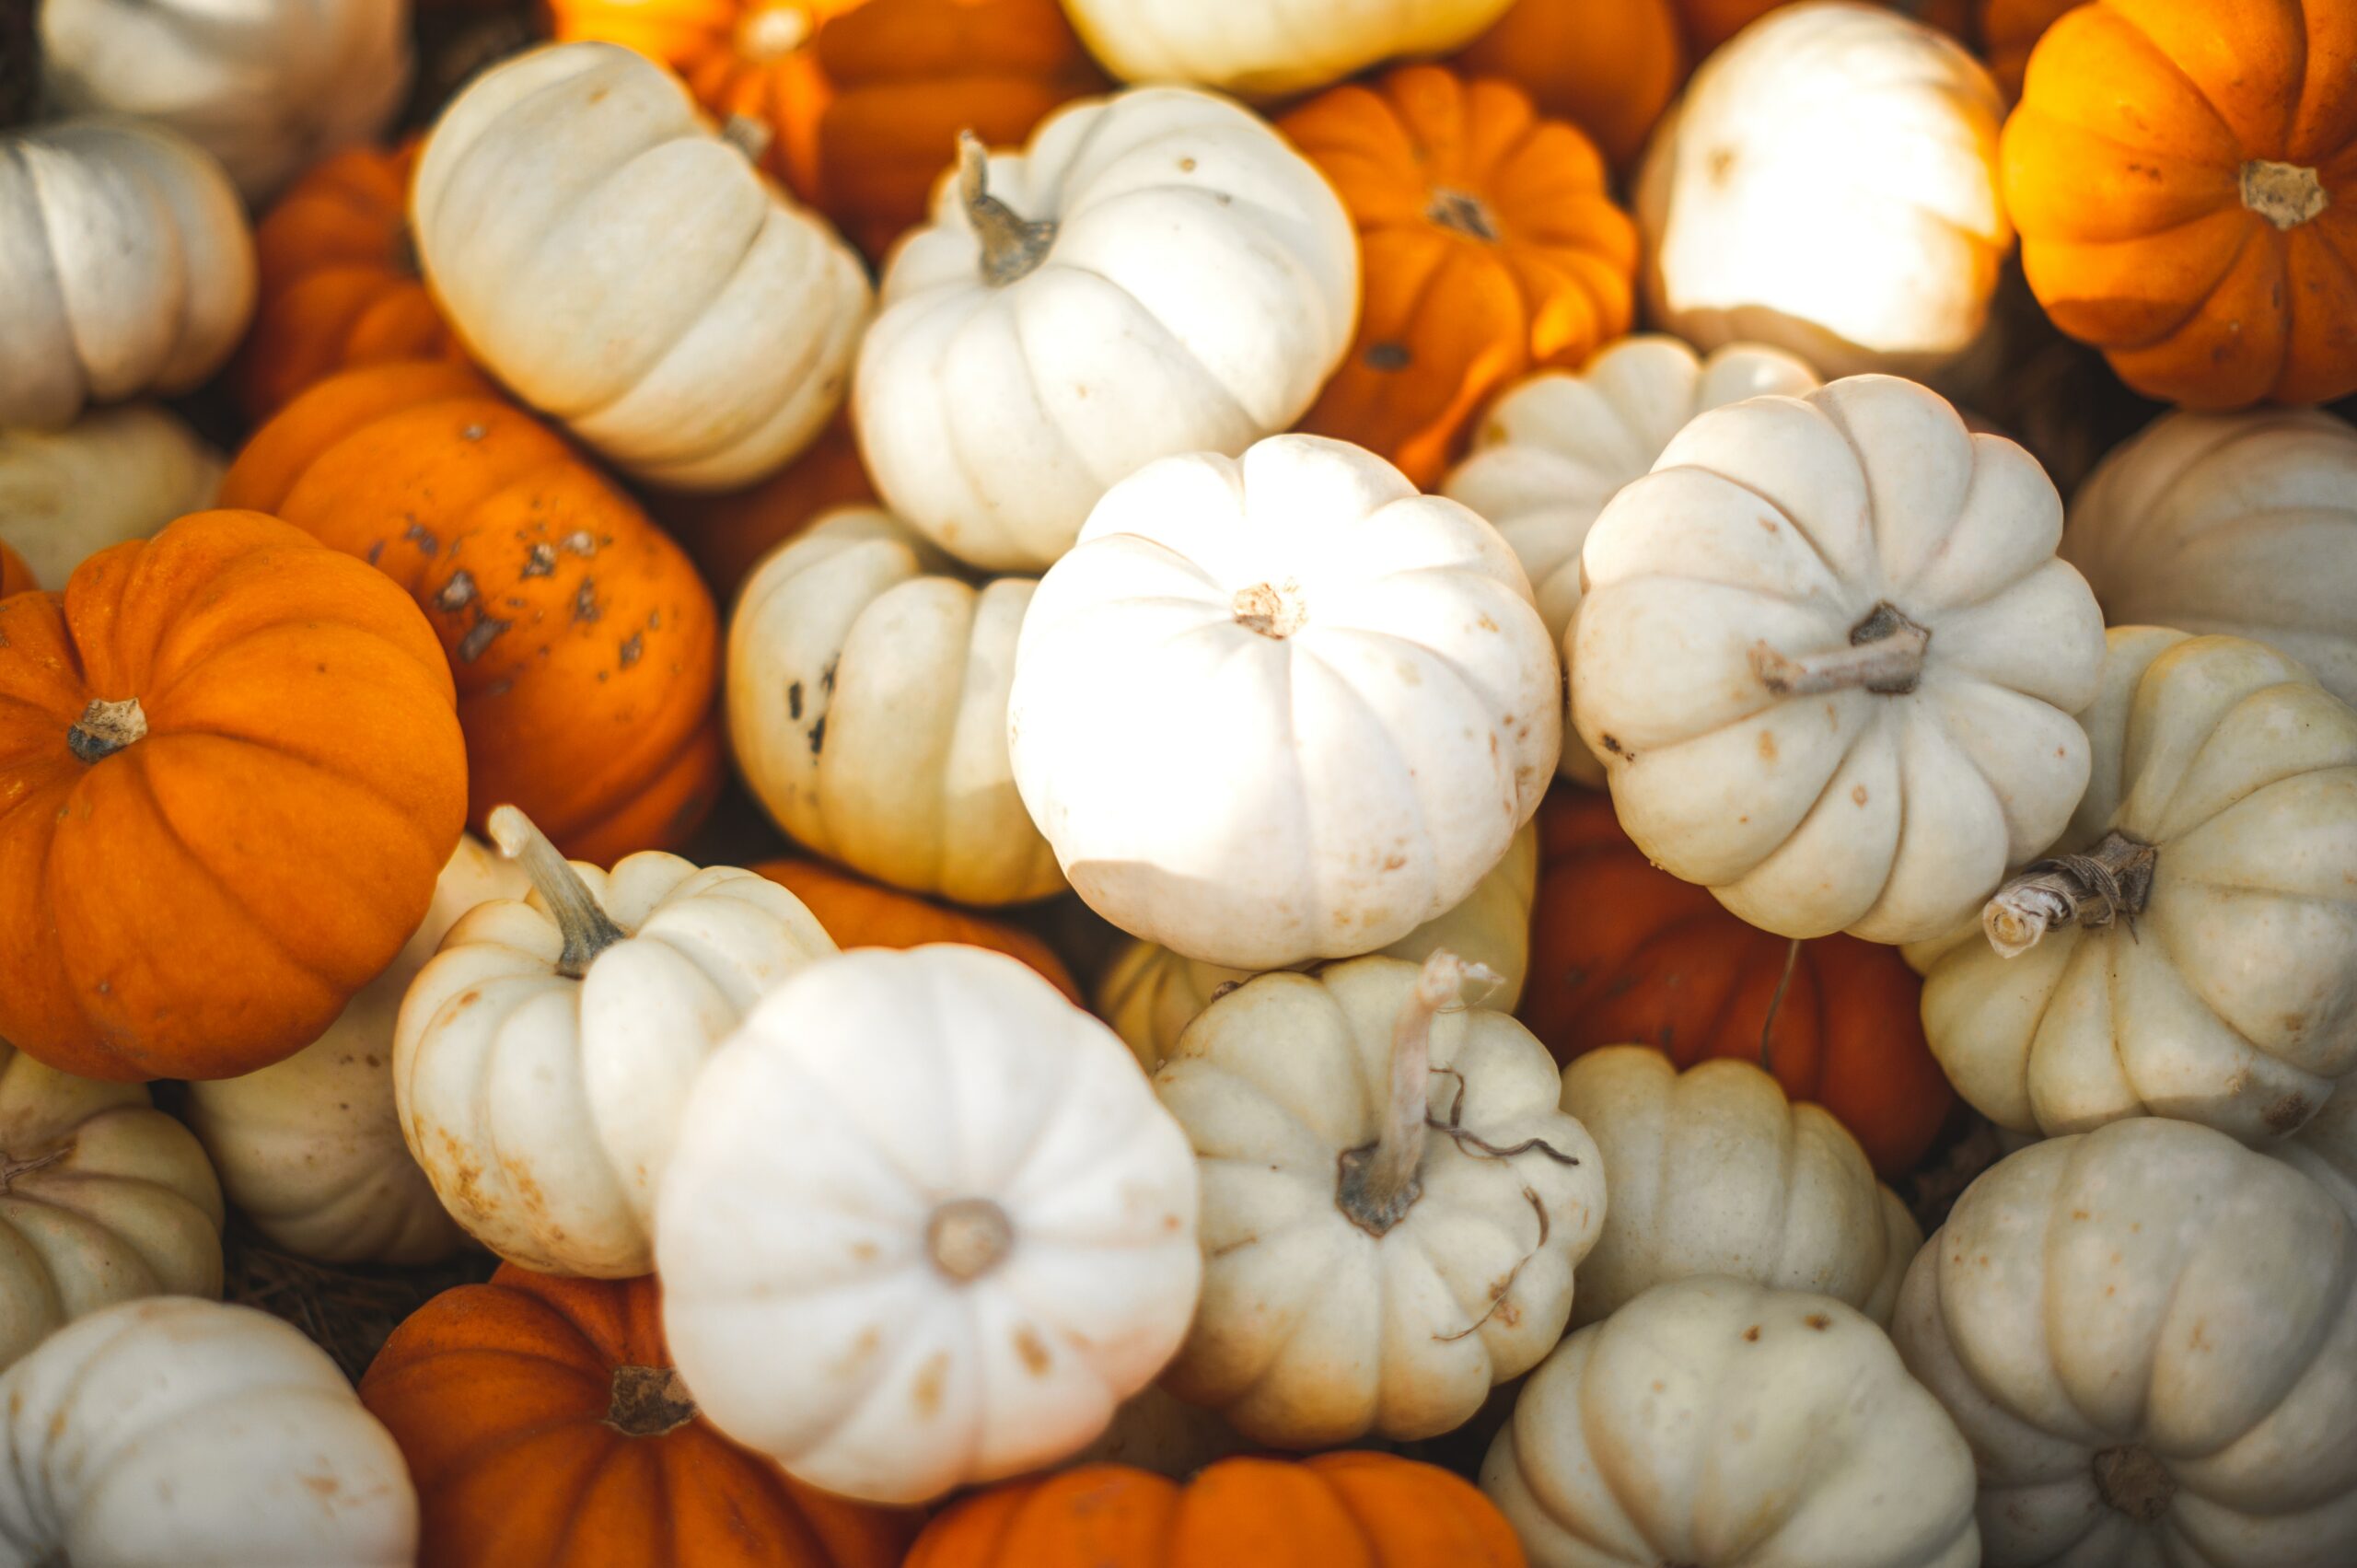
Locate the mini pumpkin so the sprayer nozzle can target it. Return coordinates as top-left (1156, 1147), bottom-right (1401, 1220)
top-left (752, 858), bottom-right (1080, 1001)
top-left (1060, 0), bottom-right (1516, 99)
top-left (0, 404), bottom-right (222, 590)
top-left (0, 509), bottom-right (466, 1081)
top-left (653, 410), bottom-right (876, 600)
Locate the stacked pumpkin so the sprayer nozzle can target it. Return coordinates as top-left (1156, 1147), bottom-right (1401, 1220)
top-left (3, 0), bottom-right (2357, 1565)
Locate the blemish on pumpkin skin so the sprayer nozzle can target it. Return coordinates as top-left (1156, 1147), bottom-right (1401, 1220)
top-left (521, 543), bottom-right (556, 578)
top-left (1758, 730), bottom-right (1778, 763)
top-left (457, 612), bottom-right (511, 664)
top-left (573, 581), bottom-right (602, 624)
top-left (1804, 1314), bottom-right (1830, 1331)
top-left (2264, 1093), bottom-right (2311, 1132)
top-left (403, 523), bottom-right (441, 556)
top-left (433, 571), bottom-right (479, 613)
top-left (911, 1352), bottom-right (950, 1417)
top-left (787, 681), bottom-right (804, 720)
top-left (619, 633), bottom-right (644, 668)
top-left (1013, 1326), bottom-right (1052, 1376)
top-left (1742, 1325), bottom-right (1761, 1342)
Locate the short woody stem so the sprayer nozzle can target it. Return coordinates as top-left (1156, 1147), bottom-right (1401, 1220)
top-left (2240, 159), bottom-right (2328, 230)
top-left (605, 1365), bottom-right (697, 1438)
top-left (67, 698), bottom-right (147, 764)
top-left (926, 1196), bottom-right (1014, 1282)
top-left (487, 805), bottom-right (624, 979)
top-left (958, 131), bottom-right (1056, 287)
top-left (719, 113), bottom-right (773, 167)
top-left (1982, 830), bottom-right (2157, 959)
top-left (1336, 949), bottom-right (1497, 1237)
top-left (1750, 602), bottom-right (1931, 697)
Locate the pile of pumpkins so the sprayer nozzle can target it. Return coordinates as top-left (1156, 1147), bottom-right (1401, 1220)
top-left (2, 0), bottom-right (2354, 1563)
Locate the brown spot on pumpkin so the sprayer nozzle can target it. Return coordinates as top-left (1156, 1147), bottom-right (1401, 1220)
top-left (1364, 342), bottom-right (1412, 372)
top-left (619, 632), bottom-right (644, 668)
top-left (787, 681), bottom-right (804, 720)
top-left (2265, 1093), bottom-right (2312, 1132)
top-left (403, 522), bottom-right (441, 556)
top-left (1742, 1325), bottom-right (1761, 1342)
top-left (1600, 733), bottom-right (1627, 756)
top-left (1708, 146), bottom-right (1737, 184)
top-left (1178, 157), bottom-right (1197, 172)
top-left (457, 612), bottom-right (512, 664)
top-left (1804, 1314), bottom-right (1830, 1331)
top-left (1758, 730), bottom-right (1778, 762)
top-left (573, 580), bottom-right (602, 624)
top-left (366, 540), bottom-right (385, 566)
top-left (911, 1352), bottom-right (950, 1417)
top-left (807, 716), bottom-right (826, 756)
top-left (521, 543), bottom-right (556, 578)
top-left (433, 570), bottom-right (479, 613)
top-left (1852, 784), bottom-right (1868, 806)
top-left (850, 1239), bottom-right (877, 1261)
top-left (300, 1474), bottom-right (341, 1497)
top-left (1013, 1325), bottom-right (1051, 1376)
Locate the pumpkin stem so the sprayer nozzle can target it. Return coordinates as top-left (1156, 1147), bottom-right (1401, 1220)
top-left (1758, 936), bottom-right (1801, 1076)
top-left (2092, 1444), bottom-right (2177, 1523)
top-left (1749, 602), bottom-right (1930, 698)
top-left (1336, 949), bottom-right (1495, 1237)
top-left (720, 113), bottom-right (774, 167)
top-left (605, 1365), bottom-right (698, 1438)
top-left (1427, 187), bottom-right (1500, 242)
top-left (2240, 159), bottom-right (2328, 230)
top-left (1233, 580), bottom-right (1307, 638)
top-left (958, 131), bottom-right (1056, 287)
top-left (1982, 830), bottom-right (2156, 959)
top-left (927, 1196), bottom-right (1014, 1282)
top-left (487, 805), bottom-right (625, 980)
top-left (0, 1144), bottom-right (69, 1191)
top-left (66, 698), bottom-right (148, 764)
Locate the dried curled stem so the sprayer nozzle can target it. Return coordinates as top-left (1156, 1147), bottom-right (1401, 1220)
top-left (1751, 601), bottom-right (1931, 697)
top-left (958, 131), bottom-right (1056, 287)
top-left (67, 697), bottom-right (147, 764)
top-left (489, 805), bottom-right (625, 979)
top-left (1337, 951), bottom-right (1504, 1237)
top-left (1982, 830), bottom-right (2157, 959)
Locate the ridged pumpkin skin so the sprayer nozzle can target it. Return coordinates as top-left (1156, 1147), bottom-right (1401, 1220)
top-left (653, 412), bottom-right (876, 601)
top-left (2003, 0), bottom-right (2357, 407)
top-left (1281, 67), bottom-right (1637, 488)
top-left (1521, 792), bottom-right (1950, 1177)
top-left (0, 510), bottom-right (466, 1080)
top-left (221, 363), bottom-right (725, 862)
top-left (751, 858), bottom-right (1080, 1001)
top-left (905, 1455), bottom-right (1524, 1568)
top-left (362, 1265), bottom-right (913, 1568)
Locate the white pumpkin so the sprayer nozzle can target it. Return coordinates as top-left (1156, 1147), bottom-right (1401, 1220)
top-left (1919, 627), bottom-right (2357, 1144)
top-left (412, 41), bottom-right (872, 492)
top-left (393, 807), bottom-right (835, 1278)
top-left (1484, 1276), bottom-right (1980, 1568)
top-left (0, 118), bottom-right (255, 430)
top-left (853, 90), bottom-right (1357, 573)
top-left (726, 507), bottom-right (1062, 906)
top-left (1057, 0), bottom-right (1515, 99)
top-left (0, 1046), bottom-right (224, 1371)
top-left (2062, 406), bottom-right (2357, 709)
top-left (1443, 335), bottom-right (1821, 784)
top-left (1098, 819), bottom-right (1538, 1073)
top-left (1893, 1118), bottom-right (2357, 1567)
top-left (656, 945), bottom-right (1201, 1505)
top-left (1635, 2), bottom-right (2010, 377)
top-left (1010, 435), bottom-right (1560, 970)
top-left (1572, 373), bottom-right (2106, 944)
top-left (0, 404), bottom-right (221, 589)
top-left (184, 836), bottom-right (526, 1266)
top-left (1559, 1047), bottom-right (1922, 1327)
top-left (1154, 952), bottom-right (1605, 1447)
top-left (0, 1296), bottom-right (417, 1567)
top-left (40, 0), bottom-right (412, 203)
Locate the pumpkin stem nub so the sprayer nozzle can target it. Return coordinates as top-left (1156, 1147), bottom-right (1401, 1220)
top-left (1427, 187), bottom-right (1500, 242)
top-left (2240, 159), bottom-right (2328, 230)
top-left (926, 1196), bottom-right (1015, 1282)
top-left (2093, 1444), bottom-right (2177, 1522)
top-left (1750, 601), bottom-right (1930, 697)
top-left (1981, 830), bottom-right (2157, 959)
top-left (1233, 580), bottom-right (1307, 638)
top-left (720, 113), bottom-right (774, 167)
top-left (1337, 949), bottom-right (1495, 1237)
top-left (605, 1365), bottom-right (698, 1437)
top-left (66, 698), bottom-right (148, 764)
top-left (488, 805), bottom-right (626, 979)
top-left (958, 131), bottom-right (1056, 287)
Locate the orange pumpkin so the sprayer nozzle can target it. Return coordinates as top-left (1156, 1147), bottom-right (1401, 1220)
top-left (1520, 792), bottom-right (1950, 1177)
top-left (2003, 0), bottom-right (2357, 408)
top-left (362, 1264), bottom-right (914, 1568)
top-left (0, 542), bottom-right (30, 598)
top-left (0, 510), bottom-right (465, 1081)
top-left (752, 859), bottom-right (1081, 1000)
top-left (1979, 0), bottom-right (2071, 96)
top-left (905, 1455), bottom-right (1522, 1568)
top-left (545, 0), bottom-right (1105, 261)
top-left (1281, 66), bottom-right (1637, 488)
top-left (650, 412), bottom-right (875, 601)
top-left (219, 363), bottom-right (725, 863)
top-left (236, 143), bottom-right (465, 422)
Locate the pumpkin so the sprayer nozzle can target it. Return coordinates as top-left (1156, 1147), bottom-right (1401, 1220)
top-left (413, 41), bottom-right (873, 492)
top-left (654, 411), bottom-right (877, 600)
top-left (752, 858), bottom-right (1081, 1001)
top-left (1571, 373), bottom-right (2107, 945)
top-left (728, 507), bottom-right (1062, 906)
top-left (0, 118), bottom-right (254, 430)
top-left (1915, 627), bottom-right (2357, 1144)
top-left (1442, 334), bottom-right (1821, 784)
top-left (237, 142), bottom-right (467, 422)
top-left (0, 1296), bottom-right (417, 1566)
top-left (906, 1455), bottom-right (1523, 1568)
top-left (1155, 951), bottom-right (1605, 1447)
top-left (1060, 0), bottom-right (1516, 99)
top-left (361, 1264), bottom-right (914, 1568)
top-left (1099, 820), bottom-right (1538, 1074)
top-left (1524, 792), bottom-right (1951, 1179)
top-left (1979, 0), bottom-right (2071, 97)
top-left (0, 404), bottom-right (222, 591)
top-left (40, 0), bottom-right (411, 203)
top-left (0, 509), bottom-right (466, 1081)
top-left (1635, 2), bottom-right (2010, 377)
top-left (2002, 0), bottom-right (2357, 408)
top-left (396, 807), bottom-right (836, 1277)
top-left (1558, 1047), bottom-right (1921, 1326)
top-left (1485, 1276), bottom-right (1980, 1568)
top-left (853, 88), bottom-right (1357, 573)
top-left (546, 0), bottom-right (1104, 261)
top-left (0, 1042), bottom-right (225, 1369)
top-left (1892, 1118), bottom-right (2357, 1567)
top-left (656, 945), bottom-right (1200, 1504)
top-left (182, 836), bottom-right (525, 1265)
top-left (1277, 66), bottom-right (1637, 490)
top-left (2060, 406), bottom-right (2357, 710)
top-left (0, 544), bottom-right (28, 599)
top-left (220, 361), bottom-right (725, 862)
top-left (1009, 435), bottom-right (1560, 970)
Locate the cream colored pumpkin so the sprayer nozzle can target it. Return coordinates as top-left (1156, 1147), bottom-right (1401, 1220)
top-left (853, 90), bottom-right (1357, 573)
top-left (726, 507), bottom-right (1062, 906)
top-left (1058, 0), bottom-right (1515, 99)
top-left (0, 403), bottom-right (221, 590)
top-left (1920, 627), bottom-right (2357, 1144)
top-left (1010, 435), bottom-right (1560, 970)
top-left (40, 0), bottom-right (411, 203)
top-left (1572, 373), bottom-right (2106, 944)
top-left (2062, 407), bottom-right (2357, 709)
top-left (1485, 1276), bottom-right (1980, 1568)
top-left (0, 1296), bottom-right (416, 1566)
top-left (1893, 1118), bottom-right (2357, 1567)
top-left (394, 808), bottom-right (835, 1278)
top-left (1559, 1047), bottom-right (1922, 1327)
top-left (1099, 819), bottom-right (1538, 1074)
top-left (0, 118), bottom-right (255, 430)
top-left (1155, 952), bottom-right (1604, 1448)
top-left (184, 836), bottom-right (525, 1266)
top-left (656, 945), bottom-right (1201, 1504)
top-left (1636, 2), bottom-right (2009, 377)
top-left (412, 41), bottom-right (871, 492)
